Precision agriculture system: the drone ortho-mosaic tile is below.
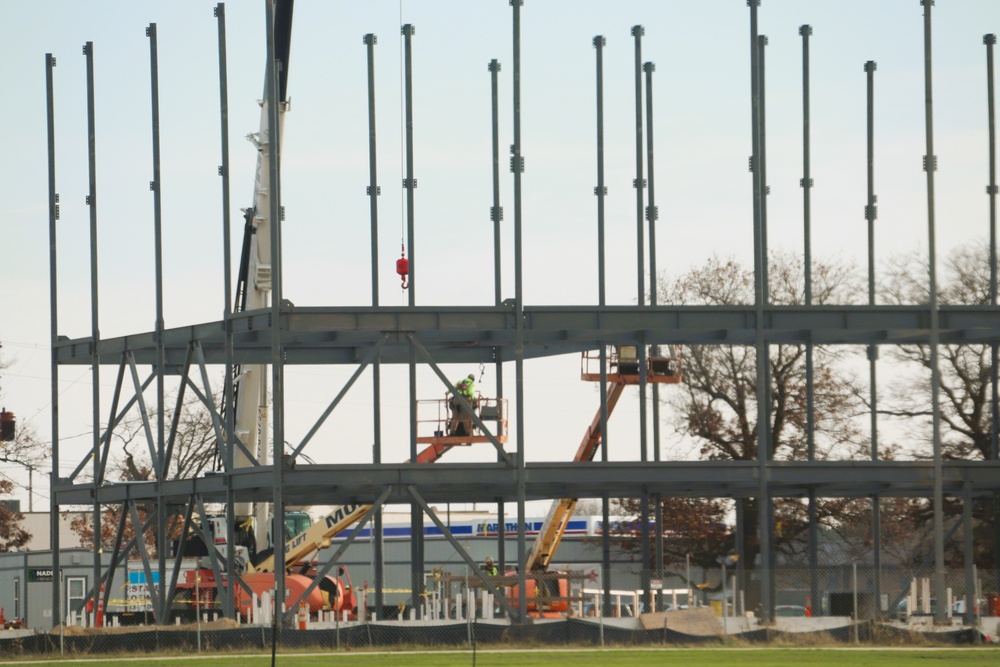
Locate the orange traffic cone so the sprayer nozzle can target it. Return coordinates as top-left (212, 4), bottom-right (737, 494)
top-left (298, 602), bottom-right (307, 630)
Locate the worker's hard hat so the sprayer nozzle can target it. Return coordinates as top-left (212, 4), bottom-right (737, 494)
top-left (468, 374), bottom-right (475, 380)
top-left (485, 556), bottom-right (494, 564)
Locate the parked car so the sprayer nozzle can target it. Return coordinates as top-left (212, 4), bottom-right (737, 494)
top-left (775, 605), bottom-right (807, 617)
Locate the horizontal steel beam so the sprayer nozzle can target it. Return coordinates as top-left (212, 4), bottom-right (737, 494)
top-left (53, 459), bottom-right (1000, 506)
top-left (53, 305), bottom-right (1000, 366)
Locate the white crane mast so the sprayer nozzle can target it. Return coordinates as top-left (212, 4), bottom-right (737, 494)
top-left (230, 0), bottom-right (293, 538)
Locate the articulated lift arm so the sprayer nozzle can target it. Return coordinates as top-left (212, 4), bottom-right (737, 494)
top-left (525, 380), bottom-right (627, 572)
top-left (250, 437), bottom-right (466, 573)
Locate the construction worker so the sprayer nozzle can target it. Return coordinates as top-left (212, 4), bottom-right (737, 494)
top-left (481, 556), bottom-right (498, 576)
top-left (448, 373), bottom-right (477, 436)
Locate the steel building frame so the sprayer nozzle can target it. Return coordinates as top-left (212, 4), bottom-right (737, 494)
top-left (42, 1), bottom-right (1000, 627)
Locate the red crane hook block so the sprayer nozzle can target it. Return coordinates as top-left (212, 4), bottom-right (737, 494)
top-left (396, 252), bottom-right (409, 289)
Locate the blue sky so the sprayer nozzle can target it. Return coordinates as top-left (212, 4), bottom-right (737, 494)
top-left (1, 1), bottom-right (998, 512)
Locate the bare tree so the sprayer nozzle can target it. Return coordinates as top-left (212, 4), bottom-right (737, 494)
top-left (880, 242), bottom-right (995, 460)
top-left (615, 254), bottom-right (871, 578)
top-left (69, 390), bottom-right (220, 552)
top-left (0, 479), bottom-right (30, 551)
top-left (879, 241), bottom-right (998, 568)
top-left (0, 344), bottom-right (46, 547)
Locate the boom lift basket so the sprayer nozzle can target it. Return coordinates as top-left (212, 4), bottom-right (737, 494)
top-left (416, 395), bottom-right (508, 447)
top-left (580, 345), bottom-right (681, 384)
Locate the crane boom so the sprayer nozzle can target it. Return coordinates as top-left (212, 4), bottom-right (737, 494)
top-left (525, 380), bottom-right (626, 572)
top-left (229, 0), bottom-right (294, 537)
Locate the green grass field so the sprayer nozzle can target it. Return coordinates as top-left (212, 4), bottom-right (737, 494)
top-left (11, 649), bottom-right (1000, 667)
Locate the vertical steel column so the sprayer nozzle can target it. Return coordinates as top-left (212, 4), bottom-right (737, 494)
top-left (986, 33), bottom-right (999, 459)
top-left (45, 51), bottom-right (61, 630)
top-left (644, 60), bottom-right (658, 313)
top-left (919, 0), bottom-right (946, 624)
top-left (83, 39), bottom-right (105, 624)
top-left (758, 33), bottom-right (777, 613)
top-left (758, 35), bottom-right (769, 299)
top-left (644, 59), bottom-right (664, 609)
top-left (147, 23), bottom-right (169, 621)
top-left (985, 33), bottom-right (1000, 570)
top-left (735, 500), bottom-right (745, 605)
top-left (489, 57), bottom-right (507, 574)
top-left (864, 58), bottom-right (883, 609)
top-left (404, 24), bottom-right (416, 306)
top-left (408, 346), bottom-right (420, 621)
top-left (593, 35), bottom-right (613, 615)
top-left (511, 0), bottom-right (528, 623)
top-left (632, 25), bottom-right (645, 304)
top-left (214, 4), bottom-right (237, 616)
top-left (800, 23), bottom-right (819, 616)
top-left (801, 24), bottom-right (814, 307)
top-left (490, 59), bottom-right (503, 313)
top-left (595, 37), bottom-right (607, 311)
top-left (363, 31), bottom-right (385, 615)
top-left (400, 22), bottom-right (423, 617)
top-left (263, 1), bottom-right (287, 624)
top-left (963, 477), bottom-right (977, 630)
top-left (748, 0), bottom-right (772, 625)
top-left (366, 34), bottom-right (380, 308)
top-left (630, 24), bottom-right (652, 613)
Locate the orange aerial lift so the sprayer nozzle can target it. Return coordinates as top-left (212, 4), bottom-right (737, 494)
top-left (251, 393), bottom-right (508, 576)
top-left (178, 392), bottom-right (507, 621)
top-left (415, 392), bottom-right (508, 462)
top-left (509, 345), bottom-right (681, 616)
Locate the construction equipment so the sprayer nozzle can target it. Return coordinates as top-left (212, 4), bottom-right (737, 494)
top-left (416, 393), bottom-right (508, 455)
top-left (165, 1), bottom-right (359, 622)
top-left (249, 396), bottom-right (507, 575)
top-left (183, 397), bottom-right (504, 620)
top-left (508, 345), bottom-right (681, 616)
top-left (220, 0), bottom-right (295, 560)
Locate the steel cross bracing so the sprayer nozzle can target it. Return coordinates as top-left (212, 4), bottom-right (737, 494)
top-left (49, 303), bottom-right (1000, 506)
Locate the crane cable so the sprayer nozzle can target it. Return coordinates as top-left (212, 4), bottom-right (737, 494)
top-left (397, 0), bottom-right (408, 293)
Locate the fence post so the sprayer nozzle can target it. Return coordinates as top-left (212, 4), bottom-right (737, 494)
top-left (722, 563), bottom-right (729, 641)
top-left (973, 565), bottom-right (982, 642)
top-left (852, 563), bottom-right (859, 644)
top-left (599, 603), bottom-right (604, 647)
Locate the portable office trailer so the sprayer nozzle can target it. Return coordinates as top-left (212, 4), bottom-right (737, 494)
top-left (0, 549), bottom-right (111, 630)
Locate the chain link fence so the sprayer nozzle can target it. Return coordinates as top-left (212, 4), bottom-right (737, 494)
top-left (1, 565), bottom-right (995, 655)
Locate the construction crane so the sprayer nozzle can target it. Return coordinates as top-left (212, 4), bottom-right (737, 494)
top-left (167, 0), bottom-right (339, 621)
top-left (199, 0), bottom-right (295, 563)
top-left (512, 345), bottom-right (681, 615)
